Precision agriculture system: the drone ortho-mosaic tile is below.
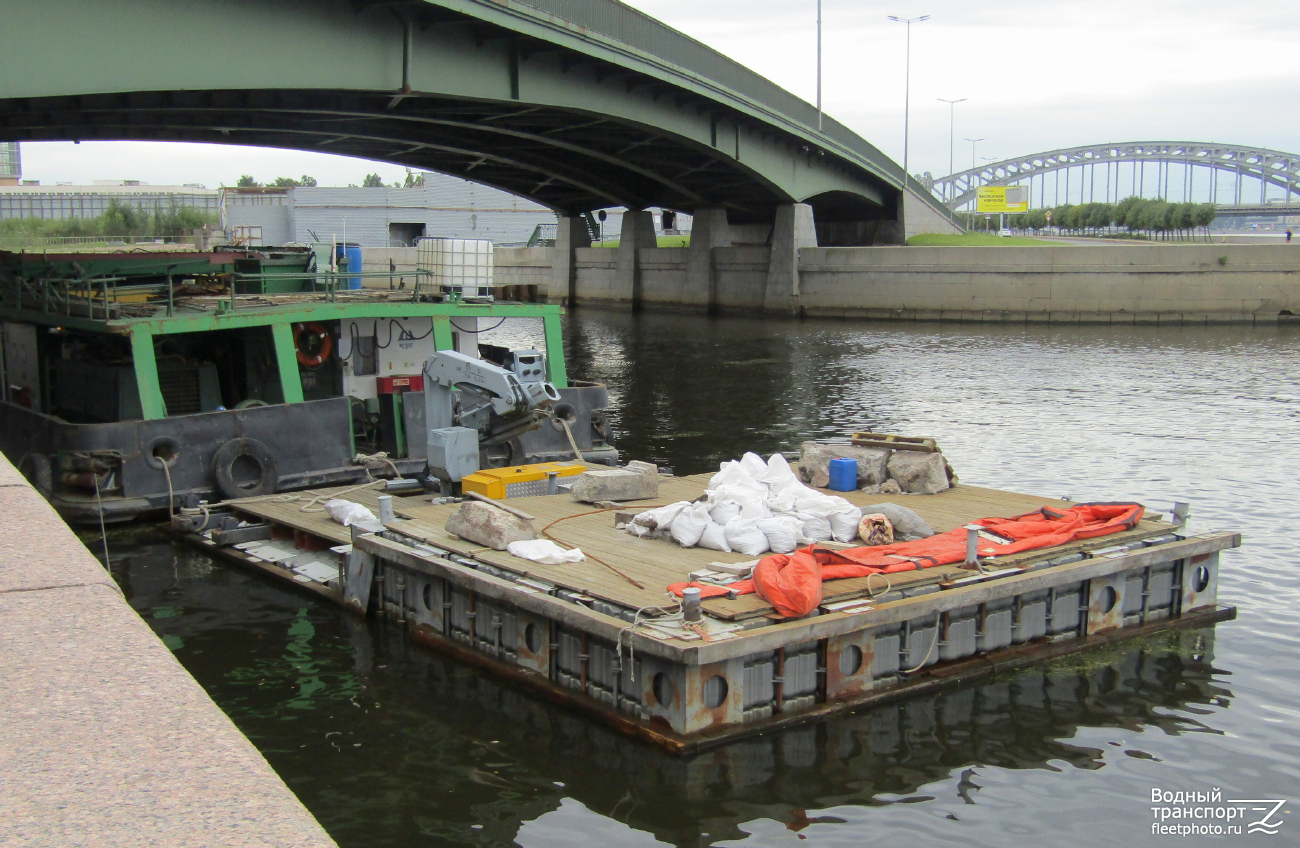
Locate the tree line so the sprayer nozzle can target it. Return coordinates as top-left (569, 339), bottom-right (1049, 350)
top-left (233, 172), bottom-right (425, 188)
top-left (960, 196), bottom-right (1219, 241)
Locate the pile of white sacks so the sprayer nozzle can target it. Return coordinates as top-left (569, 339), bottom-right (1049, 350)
top-left (624, 452), bottom-right (861, 556)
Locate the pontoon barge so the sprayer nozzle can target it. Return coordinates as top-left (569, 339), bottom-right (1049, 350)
top-left (182, 469), bottom-right (1238, 754)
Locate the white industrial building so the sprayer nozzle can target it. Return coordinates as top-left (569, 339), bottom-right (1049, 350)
top-left (0, 180), bottom-right (220, 220)
top-left (221, 174), bottom-right (565, 247)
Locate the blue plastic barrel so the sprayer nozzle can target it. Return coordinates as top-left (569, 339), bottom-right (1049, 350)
top-left (334, 242), bottom-right (363, 290)
top-left (827, 457), bottom-right (858, 491)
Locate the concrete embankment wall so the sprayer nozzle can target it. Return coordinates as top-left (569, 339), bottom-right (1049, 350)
top-left (0, 455), bottom-right (335, 847)
top-left (796, 244), bottom-right (1300, 322)
top-left (495, 243), bottom-right (1300, 322)
top-left (493, 245), bottom-right (554, 290)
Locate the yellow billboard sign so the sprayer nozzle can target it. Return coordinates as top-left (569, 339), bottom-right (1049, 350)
top-left (976, 185), bottom-right (1030, 214)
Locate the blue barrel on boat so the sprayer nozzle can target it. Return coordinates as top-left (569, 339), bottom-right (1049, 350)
top-left (828, 457), bottom-right (858, 491)
top-left (334, 242), bottom-right (363, 290)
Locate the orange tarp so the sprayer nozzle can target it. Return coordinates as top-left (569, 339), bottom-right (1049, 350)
top-left (668, 503), bottom-right (1144, 618)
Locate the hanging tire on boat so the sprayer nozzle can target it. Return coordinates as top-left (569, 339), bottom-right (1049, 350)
top-left (293, 322), bottom-right (332, 367)
top-left (211, 438), bottom-right (279, 500)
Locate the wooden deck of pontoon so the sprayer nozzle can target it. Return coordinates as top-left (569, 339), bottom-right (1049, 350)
top-left (219, 467), bottom-right (1181, 623)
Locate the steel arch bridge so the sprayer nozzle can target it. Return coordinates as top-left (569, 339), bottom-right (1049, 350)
top-left (0, 0), bottom-right (953, 240)
top-left (924, 142), bottom-right (1300, 211)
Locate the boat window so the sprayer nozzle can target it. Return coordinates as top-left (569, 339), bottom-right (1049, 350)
top-left (44, 329), bottom-right (134, 423)
top-left (149, 326), bottom-right (284, 416)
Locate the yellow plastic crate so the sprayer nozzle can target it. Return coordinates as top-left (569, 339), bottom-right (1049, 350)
top-left (461, 462), bottom-right (585, 499)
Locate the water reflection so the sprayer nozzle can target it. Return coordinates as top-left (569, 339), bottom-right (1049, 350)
top-left (114, 541), bottom-right (1231, 848)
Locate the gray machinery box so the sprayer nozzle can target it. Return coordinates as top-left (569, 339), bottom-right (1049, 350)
top-left (427, 426), bottom-right (480, 481)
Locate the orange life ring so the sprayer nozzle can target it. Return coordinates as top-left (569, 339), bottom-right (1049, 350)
top-left (293, 322), bottom-right (332, 367)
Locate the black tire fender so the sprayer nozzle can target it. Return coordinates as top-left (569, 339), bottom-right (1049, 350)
top-left (210, 438), bottom-right (278, 500)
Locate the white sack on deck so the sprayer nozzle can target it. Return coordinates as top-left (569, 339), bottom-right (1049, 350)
top-left (506, 539), bottom-right (585, 564)
top-left (795, 513), bottom-right (833, 544)
top-left (708, 499), bottom-right (743, 525)
top-left (627, 501), bottom-right (691, 538)
top-left (670, 502), bottom-right (712, 548)
top-left (756, 516), bottom-right (801, 554)
top-left (628, 452), bottom-right (863, 552)
top-left (725, 518), bottom-right (770, 557)
top-left (697, 521), bottom-right (732, 552)
top-left (325, 499), bottom-right (377, 527)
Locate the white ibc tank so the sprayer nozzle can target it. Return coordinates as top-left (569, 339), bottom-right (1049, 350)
top-left (418, 237), bottom-right (494, 299)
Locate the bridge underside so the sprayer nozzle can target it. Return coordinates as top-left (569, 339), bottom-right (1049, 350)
top-left (0, 0), bottom-right (925, 239)
top-left (0, 89), bottom-right (898, 228)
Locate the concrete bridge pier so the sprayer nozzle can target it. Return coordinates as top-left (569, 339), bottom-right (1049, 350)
top-left (763, 203), bottom-right (818, 314)
top-left (550, 215), bottom-right (591, 307)
top-left (687, 207), bottom-right (731, 314)
top-left (614, 210), bottom-right (657, 311)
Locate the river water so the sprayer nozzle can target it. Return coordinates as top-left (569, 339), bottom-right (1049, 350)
top-left (107, 311), bottom-right (1300, 847)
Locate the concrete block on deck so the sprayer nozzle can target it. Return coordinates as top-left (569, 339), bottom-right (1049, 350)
top-left (444, 501), bottom-right (537, 550)
top-left (798, 442), bottom-right (889, 488)
top-left (571, 468), bottom-right (661, 503)
top-left (887, 452), bottom-right (950, 495)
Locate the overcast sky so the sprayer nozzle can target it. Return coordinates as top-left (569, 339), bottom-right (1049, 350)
top-left (17, 0), bottom-right (1300, 188)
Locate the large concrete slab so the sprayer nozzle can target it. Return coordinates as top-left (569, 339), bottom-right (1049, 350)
top-left (0, 455), bottom-right (29, 487)
top-left (0, 481), bottom-right (119, 595)
top-left (0, 584), bottom-right (336, 847)
top-left (0, 451), bottom-right (336, 847)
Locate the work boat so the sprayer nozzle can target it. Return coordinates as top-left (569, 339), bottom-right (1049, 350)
top-left (0, 247), bottom-right (614, 524)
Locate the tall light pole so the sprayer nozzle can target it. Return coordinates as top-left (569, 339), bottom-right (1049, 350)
top-left (937, 97), bottom-right (966, 200)
top-left (964, 137), bottom-right (983, 171)
top-left (816, 0), bottom-right (823, 131)
top-left (888, 14), bottom-right (929, 193)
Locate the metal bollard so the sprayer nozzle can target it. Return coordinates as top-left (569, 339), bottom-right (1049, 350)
top-left (964, 524), bottom-right (982, 568)
top-left (682, 587), bottom-right (702, 622)
top-left (546, 470), bottom-right (559, 495)
top-left (377, 494), bottom-right (395, 524)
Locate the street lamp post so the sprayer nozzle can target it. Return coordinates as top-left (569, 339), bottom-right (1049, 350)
top-left (888, 14), bottom-right (929, 194)
top-left (964, 138), bottom-right (984, 171)
top-left (981, 157), bottom-right (1001, 230)
top-left (937, 97), bottom-right (966, 201)
top-left (816, 0), bottom-right (823, 131)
